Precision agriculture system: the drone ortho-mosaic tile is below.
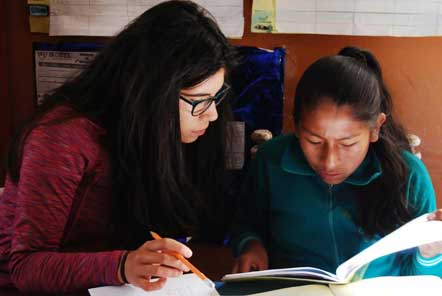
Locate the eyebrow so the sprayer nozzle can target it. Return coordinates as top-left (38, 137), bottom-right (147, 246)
top-left (301, 127), bottom-right (361, 141)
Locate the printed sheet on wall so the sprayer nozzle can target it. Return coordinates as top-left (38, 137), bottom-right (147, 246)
top-left (33, 42), bottom-right (102, 104)
top-left (252, 0), bottom-right (442, 36)
top-left (49, 0), bottom-right (244, 38)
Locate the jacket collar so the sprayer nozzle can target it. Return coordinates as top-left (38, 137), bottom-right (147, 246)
top-left (281, 134), bottom-right (382, 186)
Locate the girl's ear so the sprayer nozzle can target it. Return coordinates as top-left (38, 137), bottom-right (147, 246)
top-left (370, 112), bottom-right (386, 142)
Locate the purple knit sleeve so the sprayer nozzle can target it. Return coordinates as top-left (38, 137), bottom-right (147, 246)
top-left (8, 122), bottom-right (125, 293)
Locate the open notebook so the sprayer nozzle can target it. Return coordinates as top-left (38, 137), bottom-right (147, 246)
top-left (223, 213), bottom-right (442, 284)
top-left (88, 274), bottom-right (219, 296)
top-left (249, 275), bottom-right (442, 296)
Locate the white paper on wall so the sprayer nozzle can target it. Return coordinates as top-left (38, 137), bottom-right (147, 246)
top-left (49, 0), bottom-right (244, 38)
top-left (273, 0), bottom-right (442, 36)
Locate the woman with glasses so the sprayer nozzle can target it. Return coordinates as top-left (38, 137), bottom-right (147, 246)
top-left (0, 0), bottom-right (236, 293)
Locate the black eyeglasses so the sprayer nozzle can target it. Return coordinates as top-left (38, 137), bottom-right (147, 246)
top-left (179, 83), bottom-right (230, 116)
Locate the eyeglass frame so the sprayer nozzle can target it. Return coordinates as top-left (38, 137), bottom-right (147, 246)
top-left (179, 83), bottom-right (231, 116)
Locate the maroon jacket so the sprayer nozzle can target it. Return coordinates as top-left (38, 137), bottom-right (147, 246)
top-left (0, 108), bottom-right (124, 293)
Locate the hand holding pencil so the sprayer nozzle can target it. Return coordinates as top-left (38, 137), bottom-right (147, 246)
top-left (150, 231), bottom-right (215, 289)
top-left (118, 234), bottom-right (193, 291)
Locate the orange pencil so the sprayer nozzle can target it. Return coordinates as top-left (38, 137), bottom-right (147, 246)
top-left (150, 231), bottom-right (215, 289)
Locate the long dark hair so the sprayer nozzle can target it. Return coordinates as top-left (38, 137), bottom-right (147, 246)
top-left (8, 0), bottom-right (237, 245)
top-left (293, 46), bottom-right (412, 236)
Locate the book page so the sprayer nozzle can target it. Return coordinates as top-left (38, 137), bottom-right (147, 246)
top-left (249, 284), bottom-right (334, 296)
top-left (222, 266), bottom-right (339, 282)
top-left (88, 274), bottom-right (219, 296)
top-left (336, 214), bottom-right (442, 281)
top-left (330, 275), bottom-right (442, 296)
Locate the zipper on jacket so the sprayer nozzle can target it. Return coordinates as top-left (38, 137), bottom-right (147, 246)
top-left (328, 184), bottom-right (340, 267)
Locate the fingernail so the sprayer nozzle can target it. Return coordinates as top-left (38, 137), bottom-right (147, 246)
top-left (184, 249), bottom-right (192, 258)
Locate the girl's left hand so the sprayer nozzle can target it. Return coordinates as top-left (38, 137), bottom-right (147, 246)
top-left (419, 209), bottom-right (442, 258)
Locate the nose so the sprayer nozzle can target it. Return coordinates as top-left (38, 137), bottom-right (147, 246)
top-left (322, 144), bottom-right (338, 170)
top-left (203, 102), bottom-right (218, 122)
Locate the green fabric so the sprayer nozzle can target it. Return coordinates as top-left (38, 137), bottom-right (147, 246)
top-left (231, 134), bottom-right (442, 279)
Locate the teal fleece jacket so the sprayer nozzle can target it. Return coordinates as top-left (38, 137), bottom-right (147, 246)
top-left (231, 134), bottom-right (442, 279)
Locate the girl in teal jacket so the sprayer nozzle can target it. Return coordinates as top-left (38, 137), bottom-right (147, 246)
top-left (231, 47), bottom-right (442, 279)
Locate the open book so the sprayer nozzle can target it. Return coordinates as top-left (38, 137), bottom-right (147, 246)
top-left (249, 276), bottom-right (442, 296)
top-left (223, 213), bottom-right (442, 284)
